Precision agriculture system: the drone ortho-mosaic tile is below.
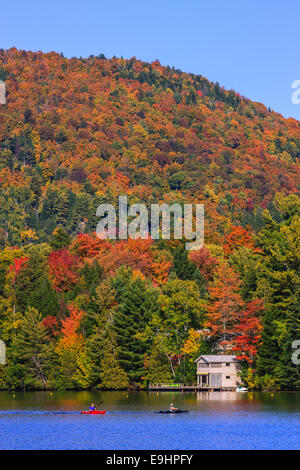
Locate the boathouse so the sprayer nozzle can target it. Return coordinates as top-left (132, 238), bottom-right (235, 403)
top-left (195, 355), bottom-right (240, 390)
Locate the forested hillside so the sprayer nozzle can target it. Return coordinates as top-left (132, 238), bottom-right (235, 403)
top-left (0, 48), bottom-right (299, 390)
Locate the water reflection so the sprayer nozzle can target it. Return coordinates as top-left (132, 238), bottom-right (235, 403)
top-left (197, 391), bottom-right (239, 401)
top-left (0, 390), bottom-right (299, 412)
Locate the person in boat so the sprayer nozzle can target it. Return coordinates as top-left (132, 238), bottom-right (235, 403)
top-left (89, 403), bottom-right (96, 411)
top-left (169, 403), bottom-right (178, 412)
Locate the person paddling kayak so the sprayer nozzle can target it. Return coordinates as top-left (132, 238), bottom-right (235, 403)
top-left (169, 403), bottom-right (178, 412)
top-left (81, 400), bottom-right (105, 414)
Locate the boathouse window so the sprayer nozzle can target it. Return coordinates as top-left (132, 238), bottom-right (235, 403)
top-left (226, 363), bottom-right (230, 366)
top-left (226, 376), bottom-right (230, 379)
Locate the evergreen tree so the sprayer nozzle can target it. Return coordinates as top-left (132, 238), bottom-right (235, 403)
top-left (173, 244), bottom-right (196, 280)
top-left (69, 193), bottom-right (90, 233)
top-left (274, 291), bottom-right (300, 389)
top-left (8, 307), bottom-right (53, 389)
top-left (256, 305), bottom-right (281, 376)
top-left (99, 329), bottom-right (129, 389)
top-left (81, 260), bottom-right (103, 292)
top-left (86, 279), bottom-right (121, 387)
top-left (14, 249), bottom-right (46, 312)
top-left (55, 192), bottom-right (70, 227)
top-left (112, 268), bottom-right (153, 384)
top-left (256, 197), bottom-right (300, 383)
top-left (40, 189), bottom-right (58, 221)
top-left (50, 226), bottom-right (71, 250)
top-left (28, 274), bottom-right (59, 317)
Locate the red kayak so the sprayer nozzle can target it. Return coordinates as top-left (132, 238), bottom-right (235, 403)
top-left (81, 410), bottom-right (106, 415)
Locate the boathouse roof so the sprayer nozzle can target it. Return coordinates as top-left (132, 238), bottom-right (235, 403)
top-left (194, 355), bottom-right (237, 363)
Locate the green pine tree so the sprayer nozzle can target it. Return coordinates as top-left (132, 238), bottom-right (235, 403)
top-left (8, 307), bottom-right (53, 389)
top-left (99, 329), bottom-right (129, 389)
top-left (28, 274), bottom-right (59, 318)
top-left (112, 268), bottom-right (152, 385)
top-left (50, 226), bottom-right (71, 250)
top-left (14, 249), bottom-right (46, 312)
top-left (173, 244), bottom-right (196, 280)
top-left (274, 291), bottom-right (300, 389)
top-left (256, 196), bottom-right (300, 384)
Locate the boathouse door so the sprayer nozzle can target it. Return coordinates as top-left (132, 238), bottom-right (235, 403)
top-left (210, 373), bottom-right (222, 387)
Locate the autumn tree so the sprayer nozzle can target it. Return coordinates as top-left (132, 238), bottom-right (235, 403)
top-left (48, 248), bottom-right (79, 293)
top-left (55, 304), bottom-right (85, 389)
top-left (205, 263), bottom-right (243, 350)
top-left (233, 299), bottom-right (263, 363)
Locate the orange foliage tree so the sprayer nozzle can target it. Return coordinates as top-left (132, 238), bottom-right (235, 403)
top-left (56, 304), bottom-right (84, 353)
top-left (204, 263), bottom-right (243, 350)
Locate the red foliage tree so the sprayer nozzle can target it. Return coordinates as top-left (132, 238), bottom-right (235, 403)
top-left (189, 246), bottom-right (218, 281)
top-left (72, 232), bottom-right (110, 259)
top-left (48, 248), bottom-right (79, 293)
top-left (42, 315), bottom-right (59, 337)
top-left (233, 299), bottom-right (264, 363)
top-left (9, 256), bottom-right (28, 283)
top-left (98, 238), bottom-right (154, 277)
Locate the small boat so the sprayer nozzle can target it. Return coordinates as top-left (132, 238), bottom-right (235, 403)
top-left (81, 410), bottom-right (106, 415)
top-left (236, 387), bottom-right (248, 392)
top-left (159, 409), bottom-right (188, 414)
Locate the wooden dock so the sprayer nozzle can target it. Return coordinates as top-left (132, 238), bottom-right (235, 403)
top-left (149, 384), bottom-right (198, 391)
top-left (149, 383), bottom-right (236, 391)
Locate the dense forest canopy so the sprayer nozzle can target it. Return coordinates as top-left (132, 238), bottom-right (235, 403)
top-left (0, 48), bottom-right (299, 390)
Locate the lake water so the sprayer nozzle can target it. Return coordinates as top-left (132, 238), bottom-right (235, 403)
top-left (0, 390), bottom-right (299, 449)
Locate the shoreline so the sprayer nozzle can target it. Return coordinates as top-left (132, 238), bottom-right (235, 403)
top-left (1, 388), bottom-right (300, 393)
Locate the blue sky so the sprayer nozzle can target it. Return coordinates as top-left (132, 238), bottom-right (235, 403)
top-left (1, 0), bottom-right (300, 119)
